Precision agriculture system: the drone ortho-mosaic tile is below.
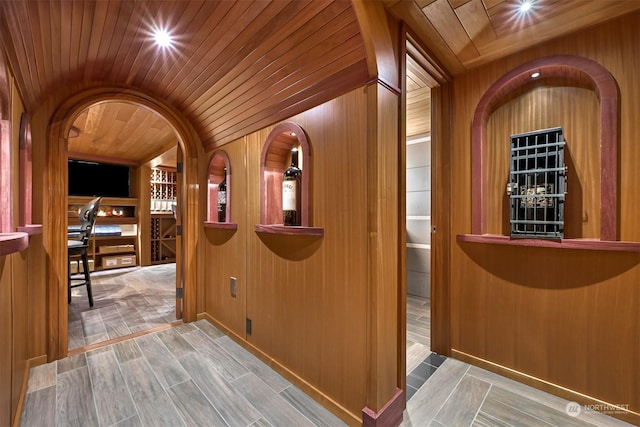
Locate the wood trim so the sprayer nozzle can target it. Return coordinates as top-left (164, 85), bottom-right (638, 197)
top-left (46, 87), bottom-right (203, 360)
top-left (0, 232), bottom-right (28, 255)
top-left (362, 388), bottom-right (404, 427)
top-left (397, 27), bottom-right (408, 398)
top-left (471, 54), bottom-right (619, 240)
top-left (452, 349), bottom-right (640, 426)
top-left (67, 151), bottom-right (140, 167)
top-left (430, 83), bottom-right (452, 356)
top-left (254, 224), bottom-right (324, 237)
top-left (457, 234), bottom-right (640, 252)
top-left (0, 120), bottom-right (11, 233)
top-left (15, 225), bottom-right (41, 235)
top-left (18, 113), bottom-right (32, 227)
top-left (67, 322), bottom-right (178, 357)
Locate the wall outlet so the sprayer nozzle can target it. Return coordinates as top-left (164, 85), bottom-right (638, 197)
top-left (230, 276), bottom-right (237, 297)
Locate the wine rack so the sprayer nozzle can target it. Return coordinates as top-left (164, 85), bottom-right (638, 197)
top-left (151, 214), bottom-right (177, 264)
top-left (150, 167), bottom-right (177, 213)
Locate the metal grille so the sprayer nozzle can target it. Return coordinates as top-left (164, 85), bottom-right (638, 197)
top-left (507, 127), bottom-right (566, 239)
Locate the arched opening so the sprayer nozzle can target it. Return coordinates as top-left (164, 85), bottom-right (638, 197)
top-left (45, 88), bottom-right (202, 360)
top-left (471, 55), bottom-right (619, 241)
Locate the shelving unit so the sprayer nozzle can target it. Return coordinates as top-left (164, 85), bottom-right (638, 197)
top-left (151, 213), bottom-right (177, 264)
top-left (150, 167), bottom-right (176, 214)
top-left (150, 167), bottom-right (177, 264)
top-left (68, 196), bottom-right (139, 271)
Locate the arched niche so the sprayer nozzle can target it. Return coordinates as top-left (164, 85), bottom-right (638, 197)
top-left (205, 149), bottom-right (236, 228)
top-left (256, 121), bottom-right (322, 236)
top-left (19, 113), bottom-right (32, 227)
top-left (0, 51), bottom-right (10, 233)
top-left (469, 55), bottom-right (621, 244)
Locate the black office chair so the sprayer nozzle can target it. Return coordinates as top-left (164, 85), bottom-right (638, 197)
top-left (68, 197), bottom-right (101, 307)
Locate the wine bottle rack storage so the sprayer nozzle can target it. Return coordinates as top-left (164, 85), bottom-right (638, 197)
top-left (151, 214), bottom-right (177, 264)
top-left (150, 167), bottom-right (177, 213)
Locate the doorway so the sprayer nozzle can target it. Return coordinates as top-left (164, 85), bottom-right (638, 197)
top-left (65, 101), bottom-right (182, 353)
top-left (403, 35), bottom-right (451, 400)
top-left (405, 51), bottom-right (433, 373)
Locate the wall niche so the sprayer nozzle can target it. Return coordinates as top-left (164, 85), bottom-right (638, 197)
top-left (205, 149), bottom-right (236, 229)
top-left (256, 121), bottom-right (322, 236)
top-left (458, 54), bottom-right (639, 252)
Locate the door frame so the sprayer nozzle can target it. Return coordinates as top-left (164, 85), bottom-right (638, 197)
top-left (45, 88), bottom-right (202, 361)
top-left (399, 29), bottom-right (453, 392)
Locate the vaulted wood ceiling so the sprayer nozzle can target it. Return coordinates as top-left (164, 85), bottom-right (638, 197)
top-left (1, 0), bottom-right (637, 165)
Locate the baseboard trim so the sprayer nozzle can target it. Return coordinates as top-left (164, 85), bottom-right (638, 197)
top-left (362, 388), bottom-right (404, 427)
top-left (12, 355), bottom-right (46, 427)
top-left (452, 350), bottom-right (639, 426)
top-left (198, 313), bottom-right (361, 426)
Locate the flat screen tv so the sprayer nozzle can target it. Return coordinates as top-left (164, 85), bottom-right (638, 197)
top-left (68, 160), bottom-right (131, 198)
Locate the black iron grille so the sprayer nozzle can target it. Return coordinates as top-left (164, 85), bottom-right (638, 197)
top-left (507, 127), bottom-right (566, 239)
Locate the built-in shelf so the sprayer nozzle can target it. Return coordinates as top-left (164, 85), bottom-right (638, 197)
top-left (255, 224), bottom-right (324, 237)
top-left (457, 234), bottom-right (640, 252)
top-left (207, 150), bottom-right (232, 223)
top-left (260, 121), bottom-right (315, 229)
top-left (16, 224), bottom-right (42, 235)
top-left (204, 222), bottom-right (238, 230)
top-left (0, 232), bottom-right (29, 256)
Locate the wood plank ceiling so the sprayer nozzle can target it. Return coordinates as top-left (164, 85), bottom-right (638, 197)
top-left (385, 0), bottom-right (640, 74)
top-left (1, 0), bottom-right (637, 164)
top-left (0, 0), bottom-right (369, 164)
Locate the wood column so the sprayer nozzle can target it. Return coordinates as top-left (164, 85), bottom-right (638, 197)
top-left (352, 1), bottom-right (404, 424)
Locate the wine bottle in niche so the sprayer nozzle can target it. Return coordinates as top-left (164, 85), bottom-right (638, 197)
top-left (283, 148), bottom-right (302, 226)
top-left (217, 168), bottom-right (227, 222)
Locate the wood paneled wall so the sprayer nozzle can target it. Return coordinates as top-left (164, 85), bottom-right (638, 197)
top-left (0, 67), bottom-right (48, 426)
top-left (202, 87), bottom-right (396, 424)
top-left (449, 11), bottom-right (640, 422)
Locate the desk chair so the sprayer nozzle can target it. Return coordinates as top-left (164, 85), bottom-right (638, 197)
top-left (68, 197), bottom-right (101, 307)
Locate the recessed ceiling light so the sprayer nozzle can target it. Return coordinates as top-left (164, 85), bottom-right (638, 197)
top-left (531, 71), bottom-right (541, 79)
top-left (520, 1), bottom-right (533, 13)
top-left (153, 28), bottom-right (173, 48)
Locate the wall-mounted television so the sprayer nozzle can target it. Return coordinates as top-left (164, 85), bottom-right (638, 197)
top-left (68, 159), bottom-right (131, 198)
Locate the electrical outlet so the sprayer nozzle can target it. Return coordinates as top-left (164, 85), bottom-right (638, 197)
top-left (230, 277), bottom-right (237, 297)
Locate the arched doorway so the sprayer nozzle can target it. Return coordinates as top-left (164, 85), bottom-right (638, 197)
top-left (45, 88), bottom-right (202, 361)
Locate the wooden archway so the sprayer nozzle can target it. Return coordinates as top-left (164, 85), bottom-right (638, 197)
top-left (45, 87), bottom-right (203, 360)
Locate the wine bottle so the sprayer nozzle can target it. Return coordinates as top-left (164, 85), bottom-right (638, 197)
top-left (217, 168), bottom-right (227, 222)
top-left (282, 148), bottom-right (302, 226)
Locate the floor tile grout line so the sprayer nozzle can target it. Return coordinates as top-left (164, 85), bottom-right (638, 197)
top-left (431, 363), bottom-right (472, 425)
top-left (113, 341), bottom-right (143, 427)
top-left (470, 383), bottom-right (493, 427)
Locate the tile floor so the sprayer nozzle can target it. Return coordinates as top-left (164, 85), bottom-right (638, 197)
top-left (68, 264), bottom-right (177, 350)
top-left (18, 266), bottom-right (635, 427)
